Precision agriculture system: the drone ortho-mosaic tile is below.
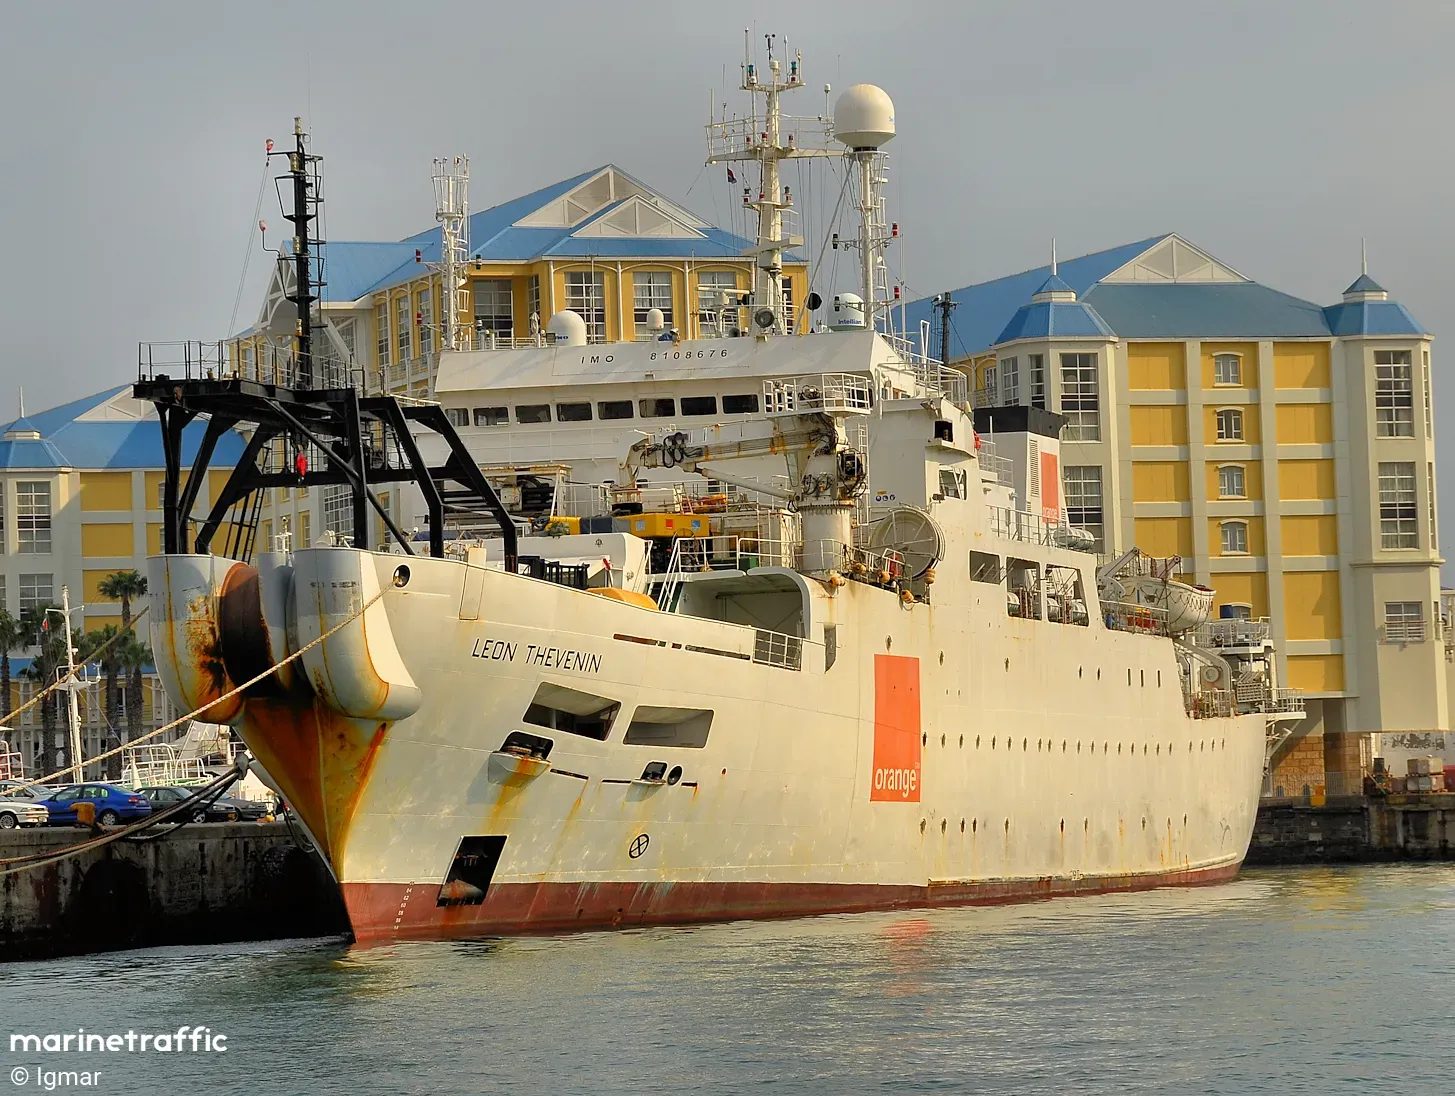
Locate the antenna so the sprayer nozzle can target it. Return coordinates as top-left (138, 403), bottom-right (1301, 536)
top-left (707, 35), bottom-right (833, 337)
top-left (268, 117), bottom-right (323, 388)
top-left (934, 291), bottom-right (957, 365)
top-left (1361, 237), bottom-right (1368, 276)
top-left (433, 156), bottom-right (471, 351)
top-left (1051, 237), bottom-right (1058, 277)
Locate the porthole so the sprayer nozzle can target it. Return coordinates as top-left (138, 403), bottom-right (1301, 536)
top-left (940, 819), bottom-right (947, 833)
top-left (1059, 819), bottom-right (1065, 833)
top-left (972, 819), bottom-right (978, 833)
top-left (392, 565), bottom-right (411, 588)
top-left (976, 735), bottom-right (982, 748)
top-left (886, 636), bottom-right (893, 650)
top-left (1005, 657), bottom-right (1011, 671)
top-left (1117, 743), bottom-right (1122, 755)
top-left (1079, 666), bottom-right (1083, 678)
top-left (941, 733), bottom-right (946, 747)
top-left (992, 736), bottom-right (997, 749)
top-left (1022, 737), bottom-right (1028, 751)
top-left (667, 765), bottom-right (683, 785)
top-left (1141, 817), bottom-right (1147, 830)
top-left (919, 819), bottom-right (927, 834)
top-left (922, 732), bottom-right (928, 746)
top-left (960, 818), bottom-right (966, 832)
top-left (959, 734), bottom-right (964, 748)
top-left (1097, 668), bottom-right (1102, 681)
top-left (1004, 819), bottom-right (1010, 833)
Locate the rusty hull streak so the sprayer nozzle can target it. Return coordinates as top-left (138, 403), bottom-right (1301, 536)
top-left (180, 588), bottom-right (243, 724)
top-left (240, 698), bottom-right (390, 868)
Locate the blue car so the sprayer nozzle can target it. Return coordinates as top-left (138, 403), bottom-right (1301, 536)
top-left (36, 783), bottom-right (152, 827)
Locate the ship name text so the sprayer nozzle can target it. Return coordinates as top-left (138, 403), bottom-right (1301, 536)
top-left (469, 637), bottom-right (602, 675)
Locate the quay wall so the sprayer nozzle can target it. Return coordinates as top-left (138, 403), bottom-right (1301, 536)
top-left (1247, 794), bottom-right (1455, 865)
top-left (0, 822), bottom-right (347, 962)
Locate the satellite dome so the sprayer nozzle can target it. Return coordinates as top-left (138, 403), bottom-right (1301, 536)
top-left (833, 84), bottom-right (896, 150)
top-left (829, 292), bottom-right (866, 331)
top-left (547, 309), bottom-right (588, 346)
top-left (645, 307), bottom-right (665, 332)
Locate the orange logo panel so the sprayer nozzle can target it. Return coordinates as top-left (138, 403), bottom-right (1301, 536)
top-left (871, 654), bottom-right (921, 802)
top-left (1040, 451), bottom-right (1060, 524)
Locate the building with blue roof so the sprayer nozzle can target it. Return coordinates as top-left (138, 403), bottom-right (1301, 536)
top-left (0, 385), bottom-right (248, 768)
top-left (232, 164), bottom-right (805, 402)
top-left (907, 232), bottom-right (1444, 797)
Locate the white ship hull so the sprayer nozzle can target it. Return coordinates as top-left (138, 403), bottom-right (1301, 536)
top-left (149, 545), bottom-right (1265, 942)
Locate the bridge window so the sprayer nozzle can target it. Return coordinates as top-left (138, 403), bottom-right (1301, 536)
top-left (556, 402), bottom-right (592, 422)
top-left (473, 406), bottom-right (508, 427)
top-left (597, 400), bottom-right (634, 420)
top-left (639, 398), bottom-right (676, 418)
top-left (681, 396), bottom-right (718, 416)
top-left (723, 394), bottom-right (760, 414)
top-left (445, 408), bottom-right (469, 428)
top-left (516, 405), bottom-right (552, 424)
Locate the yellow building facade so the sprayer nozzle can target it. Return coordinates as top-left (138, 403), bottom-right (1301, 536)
top-left (917, 234), bottom-right (1444, 796)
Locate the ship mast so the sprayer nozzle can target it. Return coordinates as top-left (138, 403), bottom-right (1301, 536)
top-left (433, 156), bottom-right (470, 351)
top-left (279, 117), bottom-right (322, 388)
top-left (707, 32), bottom-right (838, 336)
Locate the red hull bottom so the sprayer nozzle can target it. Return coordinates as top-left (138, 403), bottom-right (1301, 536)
top-left (342, 860), bottom-right (1244, 943)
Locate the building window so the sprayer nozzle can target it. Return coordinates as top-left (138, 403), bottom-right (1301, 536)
top-left (1215, 408), bottom-right (1243, 442)
top-left (781, 277), bottom-right (796, 332)
top-left (527, 275), bottom-right (541, 334)
top-left (722, 394), bottom-right (759, 415)
top-left (556, 402), bottom-right (592, 423)
top-left (1028, 353), bottom-right (1046, 410)
top-left (323, 485), bottom-right (352, 540)
top-left (1063, 466), bottom-right (1104, 552)
top-left (565, 271), bottom-right (605, 341)
top-left (0, 576), bottom-right (5, 612)
top-left (18, 573), bottom-right (53, 617)
top-left (1220, 521), bottom-right (1248, 555)
top-left (1428, 462), bottom-right (1438, 552)
top-left (1213, 353), bottom-right (1241, 386)
top-left (516, 405), bottom-right (551, 425)
top-left (394, 296), bottom-right (412, 362)
top-left (473, 279), bottom-right (514, 340)
top-left (445, 408), bottom-right (469, 428)
top-left (639, 398), bottom-right (676, 418)
top-left (1222, 603), bottom-right (1253, 620)
top-left (1384, 601), bottom-right (1425, 643)
top-left (376, 308), bottom-right (390, 366)
top-left (417, 288), bottom-right (433, 357)
top-left (473, 406), bottom-right (508, 427)
top-left (1374, 349), bottom-right (1414, 437)
top-left (597, 400), bottom-right (634, 421)
top-left (697, 270), bottom-right (738, 333)
top-left (298, 511), bottom-right (311, 548)
top-left (982, 365), bottom-right (996, 404)
top-left (1378, 461), bottom-right (1418, 549)
top-left (632, 272), bottom-right (674, 337)
top-left (1217, 465), bottom-right (1246, 499)
top-left (16, 482), bottom-right (51, 554)
top-left (1422, 349), bottom-right (1433, 437)
top-left (1000, 357), bottom-right (1019, 405)
top-left (1060, 353), bottom-right (1100, 440)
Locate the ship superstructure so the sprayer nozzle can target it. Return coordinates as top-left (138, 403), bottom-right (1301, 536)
top-left (136, 45), bottom-right (1303, 942)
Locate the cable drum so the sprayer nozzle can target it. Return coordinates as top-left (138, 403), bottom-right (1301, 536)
top-left (866, 507), bottom-right (945, 579)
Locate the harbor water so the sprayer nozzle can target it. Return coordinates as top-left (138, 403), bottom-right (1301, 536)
top-left (4, 864), bottom-right (1453, 1094)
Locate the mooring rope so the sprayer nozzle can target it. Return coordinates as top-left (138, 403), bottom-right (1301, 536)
top-left (4, 588), bottom-right (386, 796)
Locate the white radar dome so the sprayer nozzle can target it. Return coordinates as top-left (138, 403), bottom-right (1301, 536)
top-left (547, 309), bottom-right (588, 347)
top-left (645, 307), bottom-right (665, 332)
top-left (829, 292), bottom-right (866, 331)
top-left (833, 84), bottom-right (896, 150)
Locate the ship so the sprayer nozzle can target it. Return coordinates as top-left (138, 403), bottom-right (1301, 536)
top-left (135, 43), bottom-right (1303, 942)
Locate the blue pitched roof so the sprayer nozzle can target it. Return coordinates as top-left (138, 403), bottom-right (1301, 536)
top-left (0, 387), bottom-right (247, 471)
top-left (317, 165), bottom-right (758, 302)
top-left (905, 235), bottom-right (1430, 355)
top-left (901, 235), bottom-right (1168, 358)
top-left (996, 299), bottom-right (1115, 343)
top-left (1081, 283), bottom-right (1334, 339)
top-left (1034, 273), bottom-right (1074, 296)
top-left (1323, 299), bottom-right (1426, 337)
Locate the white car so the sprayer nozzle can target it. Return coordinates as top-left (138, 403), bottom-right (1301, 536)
top-left (0, 797), bottom-right (48, 829)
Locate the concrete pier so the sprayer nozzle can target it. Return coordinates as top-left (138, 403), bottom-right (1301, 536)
top-left (1246, 794), bottom-right (1455, 865)
top-left (0, 822), bottom-right (347, 962)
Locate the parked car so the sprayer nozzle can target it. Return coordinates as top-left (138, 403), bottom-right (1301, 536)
top-left (138, 786), bottom-right (269, 823)
top-left (35, 784), bottom-right (152, 826)
top-left (0, 797), bottom-right (49, 828)
top-left (0, 779), bottom-right (47, 800)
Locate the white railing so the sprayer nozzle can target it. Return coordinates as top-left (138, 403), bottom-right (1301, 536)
top-left (1383, 618), bottom-right (1428, 644)
top-left (763, 373), bottom-right (873, 415)
top-left (706, 113), bottom-right (835, 161)
top-left (753, 629), bottom-right (803, 671)
top-left (1191, 617), bottom-right (1272, 649)
top-left (976, 440), bottom-right (1014, 487)
top-left (988, 506), bottom-right (1059, 546)
top-left (1187, 690), bottom-right (1237, 719)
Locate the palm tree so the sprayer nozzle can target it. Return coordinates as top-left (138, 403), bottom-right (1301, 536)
top-left (100, 572), bottom-right (148, 747)
top-left (98, 569), bottom-right (147, 634)
top-left (0, 610), bottom-right (24, 727)
top-left (114, 635), bottom-right (153, 752)
top-left (85, 625), bottom-right (123, 779)
top-left (20, 608), bottom-right (70, 777)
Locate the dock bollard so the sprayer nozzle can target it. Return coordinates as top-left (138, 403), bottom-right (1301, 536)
top-left (74, 801), bottom-right (96, 828)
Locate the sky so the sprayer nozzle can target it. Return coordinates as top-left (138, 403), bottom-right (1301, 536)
top-left (1, 0), bottom-right (1453, 537)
